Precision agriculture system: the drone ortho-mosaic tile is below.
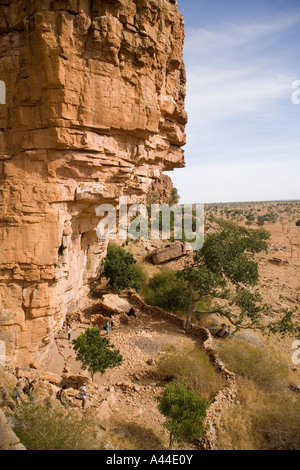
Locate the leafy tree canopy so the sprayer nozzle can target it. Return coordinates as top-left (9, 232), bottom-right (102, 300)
top-left (72, 328), bottom-right (123, 381)
top-left (103, 243), bottom-right (146, 292)
top-left (156, 381), bottom-right (209, 448)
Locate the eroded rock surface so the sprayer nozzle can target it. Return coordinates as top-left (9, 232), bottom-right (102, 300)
top-left (0, 0), bottom-right (186, 366)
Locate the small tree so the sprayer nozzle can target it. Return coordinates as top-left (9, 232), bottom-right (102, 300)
top-left (296, 220), bottom-right (300, 227)
top-left (156, 381), bottom-right (209, 449)
top-left (72, 328), bottom-right (123, 382)
top-left (168, 187), bottom-right (180, 206)
top-left (257, 215), bottom-right (265, 226)
top-left (245, 228), bottom-right (270, 255)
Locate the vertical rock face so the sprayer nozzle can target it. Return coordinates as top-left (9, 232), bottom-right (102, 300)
top-left (148, 174), bottom-right (177, 205)
top-left (0, 0), bottom-right (186, 366)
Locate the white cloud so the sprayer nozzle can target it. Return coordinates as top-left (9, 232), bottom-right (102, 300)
top-left (186, 67), bottom-right (292, 125)
top-left (184, 15), bottom-right (299, 126)
top-left (176, 12), bottom-right (300, 202)
top-left (184, 13), bottom-right (300, 58)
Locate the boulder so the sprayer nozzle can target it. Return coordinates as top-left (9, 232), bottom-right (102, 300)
top-left (150, 242), bottom-right (187, 265)
top-left (289, 383), bottom-right (300, 393)
top-left (61, 374), bottom-right (89, 390)
top-left (101, 294), bottom-right (135, 316)
top-left (15, 368), bottom-right (39, 381)
top-left (198, 314), bottom-right (222, 330)
top-left (210, 323), bottom-right (233, 338)
top-left (234, 330), bottom-right (265, 348)
top-left (29, 361), bottom-right (42, 370)
top-left (269, 257), bottom-right (289, 266)
top-left (39, 372), bottom-right (61, 385)
top-left (0, 409), bottom-right (26, 450)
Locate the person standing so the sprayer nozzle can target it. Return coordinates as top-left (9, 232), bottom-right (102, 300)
top-left (78, 382), bottom-right (88, 410)
top-left (57, 385), bottom-right (69, 409)
top-left (23, 379), bottom-right (35, 404)
top-left (13, 382), bottom-right (21, 406)
top-left (106, 321), bottom-right (110, 335)
top-left (67, 324), bottom-right (72, 342)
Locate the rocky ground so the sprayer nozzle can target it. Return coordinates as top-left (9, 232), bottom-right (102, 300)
top-left (35, 301), bottom-right (199, 450)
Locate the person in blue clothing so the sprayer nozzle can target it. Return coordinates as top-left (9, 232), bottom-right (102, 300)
top-left (13, 382), bottom-right (21, 406)
top-left (106, 321), bottom-right (110, 335)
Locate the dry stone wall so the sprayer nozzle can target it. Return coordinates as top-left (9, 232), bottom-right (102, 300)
top-left (128, 292), bottom-right (237, 450)
top-left (0, 0), bottom-right (186, 367)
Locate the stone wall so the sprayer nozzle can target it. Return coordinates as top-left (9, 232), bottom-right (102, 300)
top-left (0, 0), bottom-right (186, 367)
top-left (128, 292), bottom-right (237, 450)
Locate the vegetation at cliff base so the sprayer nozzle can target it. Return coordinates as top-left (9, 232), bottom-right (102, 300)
top-left (143, 269), bottom-right (189, 313)
top-left (103, 243), bottom-right (147, 292)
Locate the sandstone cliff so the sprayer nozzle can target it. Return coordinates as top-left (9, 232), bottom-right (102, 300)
top-left (147, 174), bottom-right (176, 205)
top-left (0, 0), bottom-right (186, 366)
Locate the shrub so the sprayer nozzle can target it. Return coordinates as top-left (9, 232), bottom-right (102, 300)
top-left (216, 378), bottom-right (300, 450)
top-left (156, 345), bottom-right (225, 401)
top-left (217, 338), bottom-right (288, 392)
top-left (156, 381), bottom-right (209, 448)
top-left (142, 269), bottom-right (189, 313)
top-left (103, 243), bottom-right (146, 292)
top-left (13, 402), bottom-right (101, 450)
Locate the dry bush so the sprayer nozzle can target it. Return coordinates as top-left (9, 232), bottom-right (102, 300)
top-left (216, 377), bottom-right (300, 450)
top-left (13, 401), bottom-right (103, 450)
top-left (109, 417), bottom-right (165, 450)
top-left (0, 366), bottom-right (16, 389)
top-left (217, 338), bottom-right (288, 392)
top-left (156, 345), bottom-right (225, 401)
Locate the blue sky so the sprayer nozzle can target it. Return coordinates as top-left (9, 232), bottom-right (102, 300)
top-left (166, 0), bottom-right (300, 203)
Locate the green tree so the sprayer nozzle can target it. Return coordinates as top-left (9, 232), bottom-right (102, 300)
top-left (245, 228), bottom-right (271, 255)
top-left (296, 220), bottom-right (300, 227)
top-left (72, 328), bottom-right (123, 381)
top-left (168, 187), bottom-right (180, 206)
top-left (103, 243), bottom-right (146, 292)
top-left (143, 269), bottom-right (189, 313)
top-left (156, 381), bottom-right (209, 449)
top-left (257, 216), bottom-right (265, 226)
top-left (179, 224), bottom-right (299, 336)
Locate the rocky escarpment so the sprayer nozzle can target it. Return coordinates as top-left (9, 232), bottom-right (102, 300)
top-left (0, 0), bottom-right (187, 366)
top-left (147, 174), bottom-right (176, 205)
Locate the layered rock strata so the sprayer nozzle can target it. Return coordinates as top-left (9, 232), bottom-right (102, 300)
top-left (0, 0), bottom-right (186, 366)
